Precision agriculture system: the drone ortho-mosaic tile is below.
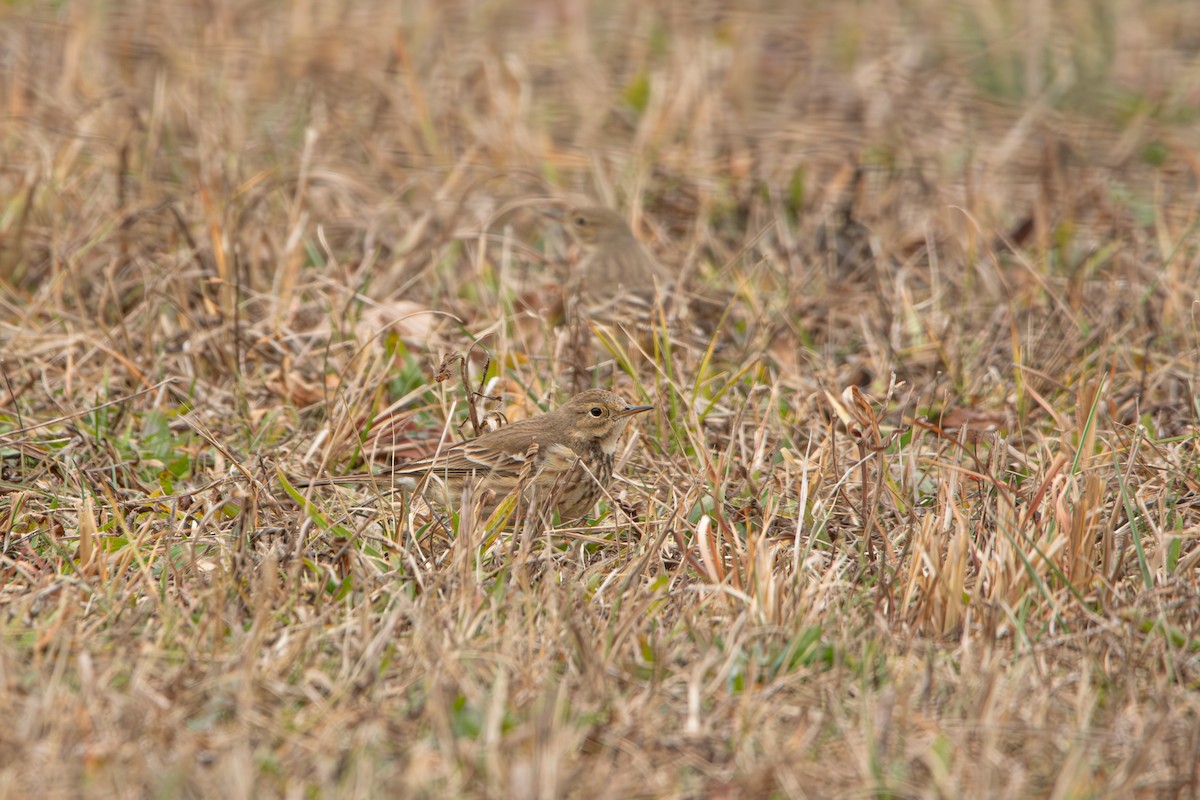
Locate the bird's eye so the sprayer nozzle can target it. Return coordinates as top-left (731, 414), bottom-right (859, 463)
top-left (574, 216), bottom-right (587, 227)
top-left (589, 407), bottom-right (603, 417)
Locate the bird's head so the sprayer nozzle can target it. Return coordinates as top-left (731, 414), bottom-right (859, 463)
top-left (556, 389), bottom-right (653, 453)
top-left (559, 206), bottom-right (636, 249)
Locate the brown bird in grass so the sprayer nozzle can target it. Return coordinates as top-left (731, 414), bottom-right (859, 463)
top-left (557, 204), bottom-right (735, 324)
top-left (304, 389), bottom-right (653, 522)
top-left (558, 206), bottom-right (674, 319)
top-left (552, 206), bottom-right (736, 382)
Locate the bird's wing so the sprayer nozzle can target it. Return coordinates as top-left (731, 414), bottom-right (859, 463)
top-left (398, 425), bottom-right (542, 480)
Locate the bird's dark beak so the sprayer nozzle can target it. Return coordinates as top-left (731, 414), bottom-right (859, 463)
top-left (541, 207), bottom-right (566, 220)
top-left (618, 404), bottom-right (653, 417)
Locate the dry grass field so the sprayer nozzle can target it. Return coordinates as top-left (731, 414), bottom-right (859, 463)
top-left (2, 1), bottom-right (1199, 797)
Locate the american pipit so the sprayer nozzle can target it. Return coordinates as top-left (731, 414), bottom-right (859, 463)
top-left (557, 204), bottom-right (735, 322)
top-left (306, 389), bottom-right (652, 522)
top-left (552, 206), bottom-right (733, 380)
top-left (554, 206), bottom-right (677, 387)
top-left (558, 206), bottom-right (673, 318)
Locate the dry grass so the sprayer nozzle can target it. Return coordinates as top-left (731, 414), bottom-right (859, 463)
top-left (2, 1), bottom-right (1199, 797)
